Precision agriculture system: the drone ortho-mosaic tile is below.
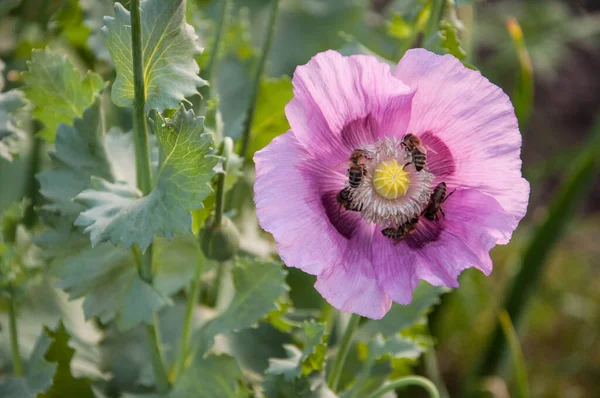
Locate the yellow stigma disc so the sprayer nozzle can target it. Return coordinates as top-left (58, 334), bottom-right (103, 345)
top-left (372, 160), bottom-right (410, 200)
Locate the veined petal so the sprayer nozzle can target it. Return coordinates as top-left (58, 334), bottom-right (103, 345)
top-left (254, 131), bottom-right (348, 275)
top-left (394, 49), bottom-right (529, 221)
top-left (286, 50), bottom-right (414, 167)
top-left (374, 189), bottom-right (516, 302)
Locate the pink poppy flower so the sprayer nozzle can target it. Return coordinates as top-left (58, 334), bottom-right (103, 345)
top-left (254, 49), bottom-right (529, 319)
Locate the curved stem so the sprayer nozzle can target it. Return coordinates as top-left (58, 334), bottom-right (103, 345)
top-left (239, 0), bottom-right (279, 160)
top-left (327, 313), bottom-right (361, 391)
top-left (130, 0), bottom-right (169, 393)
top-left (8, 288), bottom-right (23, 377)
top-left (214, 137), bottom-right (233, 228)
top-left (171, 256), bottom-right (204, 381)
top-left (366, 376), bottom-right (440, 398)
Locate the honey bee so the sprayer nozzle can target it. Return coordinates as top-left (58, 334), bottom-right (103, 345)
top-left (346, 149), bottom-right (370, 188)
top-left (401, 134), bottom-right (427, 172)
top-left (422, 182), bottom-right (455, 221)
top-left (336, 187), bottom-right (363, 214)
top-left (381, 217), bottom-right (419, 242)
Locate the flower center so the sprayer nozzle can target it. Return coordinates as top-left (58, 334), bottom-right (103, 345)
top-left (339, 137), bottom-right (435, 228)
top-left (372, 160), bottom-right (410, 199)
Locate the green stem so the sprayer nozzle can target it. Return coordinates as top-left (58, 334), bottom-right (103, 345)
top-left (214, 137), bottom-right (233, 228)
top-left (131, 0), bottom-right (152, 196)
top-left (327, 313), bottom-right (361, 391)
top-left (145, 317), bottom-right (170, 394)
top-left (424, 349), bottom-right (450, 398)
top-left (203, 0), bottom-right (230, 98)
top-left (366, 376), bottom-right (440, 398)
top-left (208, 260), bottom-right (226, 308)
top-left (171, 257), bottom-right (204, 381)
top-left (130, 0), bottom-right (169, 393)
top-left (475, 117), bottom-right (600, 381)
top-left (139, 246), bottom-right (153, 283)
top-left (238, 0), bottom-right (279, 161)
top-left (7, 288), bottom-right (23, 377)
top-left (23, 135), bottom-right (42, 228)
top-left (424, 0), bottom-right (445, 48)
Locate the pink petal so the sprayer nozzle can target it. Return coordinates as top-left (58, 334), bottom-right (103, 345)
top-left (315, 221), bottom-right (392, 319)
top-left (255, 131), bottom-right (391, 318)
top-left (286, 50), bottom-right (414, 167)
top-left (374, 189), bottom-right (516, 302)
top-left (394, 49), bottom-right (529, 221)
top-left (254, 131), bottom-right (342, 275)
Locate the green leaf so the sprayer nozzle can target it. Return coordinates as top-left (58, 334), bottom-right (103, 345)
top-left (266, 320), bottom-right (327, 381)
top-left (55, 245), bottom-right (171, 330)
top-left (36, 98), bottom-right (113, 252)
top-left (246, 76), bottom-right (293, 161)
top-left (170, 355), bottom-right (243, 398)
top-left (38, 323), bottom-right (95, 398)
top-left (36, 101), bottom-right (199, 331)
top-left (263, 373), bottom-right (337, 398)
top-left (0, 90), bottom-right (27, 161)
top-left (101, 0), bottom-right (206, 112)
top-left (194, 256), bottom-right (288, 356)
top-left (439, 20), bottom-right (467, 61)
top-left (227, 321), bottom-right (292, 375)
top-left (477, 117), bottom-right (600, 378)
top-left (360, 283), bottom-right (447, 338)
top-left (0, 224), bottom-right (44, 300)
top-left (81, 0), bottom-right (115, 62)
top-left (266, 345), bottom-right (304, 382)
top-left (341, 335), bottom-right (423, 398)
top-left (73, 106), bottom-right (217, 251)
top-left (53, 236), bottom-right (199, 331)
top-left (498, 311), bottom-right (529, 398)
top-left (22, 48), bottom-right (105, 141)
top-left (0, 323), bottom-right (94, 398)
top-left (300, 321), bottom-right (327, 376)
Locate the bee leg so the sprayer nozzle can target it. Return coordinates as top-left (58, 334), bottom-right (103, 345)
top-left (403, 162), bottom-right (412, 170)
top-left (440, 207), bottom-right (445, 219)
top-left (443, 189), bottom-right (457, 203)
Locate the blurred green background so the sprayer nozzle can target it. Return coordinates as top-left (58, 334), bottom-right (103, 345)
top-left (0, 0), bottom-right (599, 397)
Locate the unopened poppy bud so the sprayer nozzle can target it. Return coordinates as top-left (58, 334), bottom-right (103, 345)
top-left (200, 216), bottom-right (240, 262)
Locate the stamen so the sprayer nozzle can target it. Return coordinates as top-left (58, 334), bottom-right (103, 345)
top-left (341, 137), bottom-right (435, 228)
top-left (372, 159), bottom-right (410, 199)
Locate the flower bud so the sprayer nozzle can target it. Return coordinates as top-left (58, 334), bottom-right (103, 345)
top-left (200, 216), bottom-right (240, 262)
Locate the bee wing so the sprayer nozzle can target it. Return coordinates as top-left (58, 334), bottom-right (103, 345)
top-left (421, 143), bottom-right (438, 155)
top-left (333, 159), bottom-right (350, 172)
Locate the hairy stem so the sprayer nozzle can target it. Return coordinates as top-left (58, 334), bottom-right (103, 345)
top-left (366, 376), bottom-right (440, 398)
top-left (327, 313), bottom-right (361, 391)
top-left (8, 287), bottom-right (23, 377)
top-left (238, 0), bottom-right (279, 161)
top-left (130, 0), bottom-right (169, 393)
top-left (171, 256), bottom-right (204, 381)
top-left (131, 0), bottom-right (152, 196)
